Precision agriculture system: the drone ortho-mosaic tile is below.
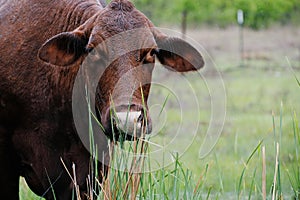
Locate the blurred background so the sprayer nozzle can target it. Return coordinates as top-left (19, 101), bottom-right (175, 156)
top-left (133, 0), bottom-right (300, 29)
top-left (131, 0), bottom-right (300, 199)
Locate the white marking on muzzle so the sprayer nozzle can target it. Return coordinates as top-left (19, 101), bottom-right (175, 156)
top-left (114, 111), bottom-right (143, 136)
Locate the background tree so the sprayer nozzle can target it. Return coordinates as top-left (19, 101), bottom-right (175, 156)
top-left (133, 0), bottom-right (300, 30)
top-left (173, 0), bottom-right (198, 38)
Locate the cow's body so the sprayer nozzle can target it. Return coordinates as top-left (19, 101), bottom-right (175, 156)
top-left (0, 1), bottom-right (104, 199)
top-left (0, 0), bottom-right (204, 199)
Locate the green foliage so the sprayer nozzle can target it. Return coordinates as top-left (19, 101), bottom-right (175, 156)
top-left (133, 0), bottom-right (300, 29)
top-left (236, 0), bottom-right (296, 29)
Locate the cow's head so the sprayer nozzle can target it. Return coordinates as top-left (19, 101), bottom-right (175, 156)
top-left (38, 0), bottom-right (204, 141)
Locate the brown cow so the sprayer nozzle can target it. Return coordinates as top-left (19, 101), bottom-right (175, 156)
top-left (0, 0), bottom-right (204, 199)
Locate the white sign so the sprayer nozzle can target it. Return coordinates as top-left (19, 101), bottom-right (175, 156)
top-left (237, 9), bottom-right (244, 25)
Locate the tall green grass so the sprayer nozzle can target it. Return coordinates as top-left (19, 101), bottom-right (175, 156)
top-left (96, 144), bottom-right (213, 200)
top-left (284, 112), bottom-right (300, 199)
top-left (88, 90), bottom-right (212, 200)
top-left (283, 72), bottom-right (300, 199)
top-left (19, 111), bottom-right (300, 200)
top-left (236, 140), bottom-right (263, 200)
top-left (19, 69), bottom-right (300, 199)
top-left (234, 106), bottom-right (299, 200)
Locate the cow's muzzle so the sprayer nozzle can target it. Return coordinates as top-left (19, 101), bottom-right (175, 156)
top-left (102, 104), bottom-right (152, 141)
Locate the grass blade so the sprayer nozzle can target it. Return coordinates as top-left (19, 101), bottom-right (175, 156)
top-left (248, 167), bottom-right (257, 200)
top-left (237, 140), bottom-right (263, 200)
top-left (262, 146), bottom-right (266, 200)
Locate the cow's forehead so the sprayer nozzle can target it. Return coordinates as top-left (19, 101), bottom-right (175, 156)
top-left (87, 0), bottom-right (157, 57)
top-left (100, 29), bottom-right (156, 61)
top-left (91, 2), bottom-right (156, 54)
top-left (108, 0), bottom-right (135, 12)
top-left (99, 1), bottom-right (150, 33)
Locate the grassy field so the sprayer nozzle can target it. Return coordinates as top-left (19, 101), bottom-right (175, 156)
top-left (19, 26), bottom-right (300, 199)
top-left (179, 68), bottom-right (300, 198)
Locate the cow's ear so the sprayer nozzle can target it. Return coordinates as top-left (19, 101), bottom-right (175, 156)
top-left (38, 31), bottom-right (88, 66)
top-left (155, 36), bottom-right (204, 72)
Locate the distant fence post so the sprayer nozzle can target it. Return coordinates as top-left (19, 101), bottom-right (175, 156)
top-left (237, 9), bottom-right (244, 67)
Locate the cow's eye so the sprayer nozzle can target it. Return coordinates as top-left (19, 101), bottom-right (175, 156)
top-left (150, 48), bottom-right (159, 56)
top-left (142, 49), bottom-right (156, 64)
